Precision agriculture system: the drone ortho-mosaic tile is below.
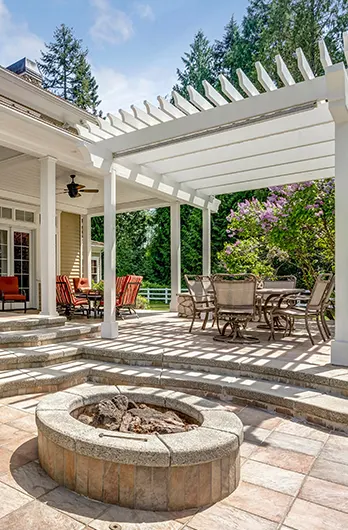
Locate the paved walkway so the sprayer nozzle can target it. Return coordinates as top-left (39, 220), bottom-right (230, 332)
top-left (0, 385), bottom-right (348, 529)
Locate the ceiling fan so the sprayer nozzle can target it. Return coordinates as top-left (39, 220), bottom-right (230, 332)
top-left (59, 175), bottom-right (99, 199)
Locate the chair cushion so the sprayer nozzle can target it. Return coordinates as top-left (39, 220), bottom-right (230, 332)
top-left (3, 294), bottom-right (26, 301)
top-left (0, 276), bottom-right (20, 294)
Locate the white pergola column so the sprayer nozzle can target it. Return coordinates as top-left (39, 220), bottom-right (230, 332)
top-left (101, 167), bottom-right (118, 339)
top-left (331, 120), bottom-right (348, 365)
top-left (82, 215), bottom-right (92, 285)
top-left (40, 156), bottom-right (57, 316)
top-left (170, 203), bottom-right (181, 312)
top-left (327, 63), bottom-right (348, 366)
top-left (202, 208), bottom-right (211, 276)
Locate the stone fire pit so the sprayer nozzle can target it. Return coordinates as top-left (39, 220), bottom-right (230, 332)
top-left (36, 386), bottom-right (243, 511)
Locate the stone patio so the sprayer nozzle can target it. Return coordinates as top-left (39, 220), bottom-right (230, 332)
top-left (0, 385), bottom-right (348, 529)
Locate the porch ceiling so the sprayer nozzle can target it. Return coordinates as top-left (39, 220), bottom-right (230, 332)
top-left (0, 149), bottom-right (163, 215)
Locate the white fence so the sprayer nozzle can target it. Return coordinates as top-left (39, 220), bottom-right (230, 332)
top-left (139, 287), bottom-right (171, 303)
top-left (139, 287), bottom-right (189, 303)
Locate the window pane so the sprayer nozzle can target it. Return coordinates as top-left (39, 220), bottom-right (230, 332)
top-left (13, 232), bottom-right (30, 301)
top-left (0, 230), bottom-right (7, 245)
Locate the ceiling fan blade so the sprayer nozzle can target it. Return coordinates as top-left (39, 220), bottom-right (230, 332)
top-left (76, 184), bottom-right (85, 190)
top-left (80, 189), bottom-right (99, 193)
top-left (56, 191), bottom-right (67, 195)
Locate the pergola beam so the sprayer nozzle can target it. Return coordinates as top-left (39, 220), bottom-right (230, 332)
top-left (100, 77), bottom-right (327, 156)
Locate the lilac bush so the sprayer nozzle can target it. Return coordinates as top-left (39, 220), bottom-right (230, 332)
top-left (218, 179), bottom-right (334, 288)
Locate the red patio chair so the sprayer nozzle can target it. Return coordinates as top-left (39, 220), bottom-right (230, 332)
top-left (0, 276), bottom-right (26, 312)
top-left (117, 275), bottom-right (143, 318)
top-left (56, 275), bottom-right (88, 319)
top-left (73, 277), bottom-right (90, 293)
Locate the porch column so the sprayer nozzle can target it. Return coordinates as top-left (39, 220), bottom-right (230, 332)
top-left (40, 156), bottom-right (57, 316)
top-left (170, 203), bottom-right (181, 312)
top-left (82, 215), bottom-right (92, 285)
top-left (202, 208), bottom-right (211, 275)
top-left (101, 166), bottom-right (118, 339)
top-left (327, 63), bottom-right (348, 366)
top-left (331, 119), bottom-right (348, 365)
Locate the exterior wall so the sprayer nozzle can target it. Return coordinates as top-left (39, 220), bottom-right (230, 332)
top-left (60, 212), bottom-right (81, 281)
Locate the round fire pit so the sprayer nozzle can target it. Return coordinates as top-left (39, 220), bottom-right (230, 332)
top-left (36, 386), bottom-right (243, 511)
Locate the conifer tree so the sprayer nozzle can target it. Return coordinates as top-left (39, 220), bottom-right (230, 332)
top-left (173, 30), bottom-right (214, 97)
top-left (39, 24), bottom-right (100, 114)
top-left (213, 16), bottom-right (244, 86)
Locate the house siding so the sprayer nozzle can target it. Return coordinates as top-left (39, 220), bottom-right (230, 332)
top-left (60, 212), bottom-right (81, 280)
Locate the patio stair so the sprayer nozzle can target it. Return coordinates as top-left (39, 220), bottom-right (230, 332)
top-left (0, 316), bottom-right (347, 432)
top-left (1, 358), bottom-right (348, 432)
top-left (0, 321), bottom-right (101, 348)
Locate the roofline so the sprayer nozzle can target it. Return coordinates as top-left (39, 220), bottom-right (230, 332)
top-left (0, 66), bottom-right (98, 126)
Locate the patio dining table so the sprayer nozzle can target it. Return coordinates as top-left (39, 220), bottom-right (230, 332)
top-left (256, 287), bottom-right (305, 330)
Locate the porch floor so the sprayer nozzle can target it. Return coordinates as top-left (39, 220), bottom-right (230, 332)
top-left (86, 311), bottom-right (341, 381)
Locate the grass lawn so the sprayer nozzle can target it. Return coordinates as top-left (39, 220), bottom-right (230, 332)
top-left (148, 301), bottom-right (170, 311)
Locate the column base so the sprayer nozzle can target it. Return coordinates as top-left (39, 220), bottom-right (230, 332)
top-left (40, 310), bottom-right (59, 317)
top-left (170, 297), bottom-right (178, 312)
top-left (331, 339), bottom-right (348, 366)
top-left (101, 321), bottom-right (119, 339)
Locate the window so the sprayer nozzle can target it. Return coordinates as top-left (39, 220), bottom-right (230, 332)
top-left (15, 210), bottom-right (35, 223)
top-left (0, 207), bottom-right (12, 220)
top-left (0, 230), bottom-right (8, 275)
top-left (91, 258), bottom-right (99, 284)
top-left (13, 231), bottom-right (30, 301)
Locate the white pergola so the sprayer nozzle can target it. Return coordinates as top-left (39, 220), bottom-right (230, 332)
top-left (69, 36), bottom-right (347, 365)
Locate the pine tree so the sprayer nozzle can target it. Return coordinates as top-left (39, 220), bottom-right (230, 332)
top-left (173, 30), bottom-right (214, 97)
top-left (213, 16), bottom-right (244, 87)
top-left (39, 24), bottom-right (101, 114)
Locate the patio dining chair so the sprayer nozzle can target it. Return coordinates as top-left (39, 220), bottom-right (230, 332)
top-left (211, 273), bottom-right (259, 343)
top-left (268, 273), bottom-right (334, 345)
top-left (73, 277), bottom-right (90, 293)
top-left (184, 275), bottom-right (215, 333)
top-left (256, 275), bottom-right (297, 321)
top-left (56, 275), bottom-right (89, 319)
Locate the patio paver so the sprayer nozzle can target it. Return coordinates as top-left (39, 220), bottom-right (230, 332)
top-left (0, 385), bottom-right (346, 529)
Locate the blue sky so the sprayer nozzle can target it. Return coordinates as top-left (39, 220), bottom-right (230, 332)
top-left (0, 0), bottom-right (249, 112)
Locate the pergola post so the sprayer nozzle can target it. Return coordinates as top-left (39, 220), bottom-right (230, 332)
top-left (40, 156), bottom-right (57, 316)
top-left (82, 215), bottom-right (92, 286)
top-left (101, 166), bottom-right (118, 339)
top-left (327, 63), bottom-right (348, 366)
top-left (202, 208), bottom-right (211, 276)
top-left (170, 203), bottom-right (181, 312)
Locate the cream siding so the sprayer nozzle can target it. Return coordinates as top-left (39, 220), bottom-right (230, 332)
top-left (60, 212), bottom-right (81, 280)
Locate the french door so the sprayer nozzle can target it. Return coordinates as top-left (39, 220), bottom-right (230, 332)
top-left (0, 227), bottom-right (34, 307)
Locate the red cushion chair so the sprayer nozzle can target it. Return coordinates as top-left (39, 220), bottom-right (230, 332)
top-left (0, 276), bottom-right (26, 312)
top-left (117, 275), bottom-right (143, 318)
top-left (56, 275), bottom-right (88, 319)
top-left (73, 277), bottom-right (90, 293)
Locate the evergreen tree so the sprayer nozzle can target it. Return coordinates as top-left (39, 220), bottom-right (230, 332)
top-left (213, 16), bottom-right (244, 86)
top-left (173, 30), bottom-right (214, 97)
top-left (39, 24), bottom-right (100, 114)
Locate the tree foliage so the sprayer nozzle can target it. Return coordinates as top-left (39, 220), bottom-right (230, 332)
top-left (219, 180), bottom-right (335, 288)
top-left (39, 24), bottom-right (100, 113)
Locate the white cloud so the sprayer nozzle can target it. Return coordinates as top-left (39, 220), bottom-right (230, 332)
top-left (93, 65), bottom-right (176, 114)
top-left (0, 0), bottom-right (43, 66)
top-left (134, 3), bottom-right (155, 21)
top-left (90, 0), bottom-right (133, 44)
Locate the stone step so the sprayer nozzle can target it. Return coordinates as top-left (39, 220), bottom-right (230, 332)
top-left (1, 335), bottom-right (347, 399)
top-left (0, 322), bottom-right (100, 347)
top-left (1, 359), bottom-right (348, 432)
top-left (0, 315), bottom-right (66, 331)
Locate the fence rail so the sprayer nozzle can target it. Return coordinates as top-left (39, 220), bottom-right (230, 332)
top-left (139, 287), bottom-right (188, 303)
